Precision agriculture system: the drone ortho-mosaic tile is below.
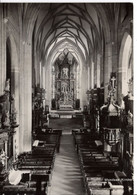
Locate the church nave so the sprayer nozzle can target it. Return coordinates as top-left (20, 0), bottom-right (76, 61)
top-left (49, 133), bottom-right (86, 195)
top-left (0, 2), bottom-right (134, 195)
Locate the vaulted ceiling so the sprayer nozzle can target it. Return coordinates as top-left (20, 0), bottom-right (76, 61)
top-left (6, 3), bottom-right (133, 66)
top-left (33, 3), bottom-right (105, 64)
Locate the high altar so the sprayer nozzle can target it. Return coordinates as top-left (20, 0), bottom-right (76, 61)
top-left (51, 49), bottom-right (80, 110)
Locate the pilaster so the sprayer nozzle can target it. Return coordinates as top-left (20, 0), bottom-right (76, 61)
top-left (19, 40), bottom-right (32, 153)
top-left (0, 5), bottom-right (6, 95)
top-left (104, 43), bottom-right (113, 101)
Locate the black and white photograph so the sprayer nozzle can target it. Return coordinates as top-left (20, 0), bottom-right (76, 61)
top-left (0, 2), bottom-right (134, 195)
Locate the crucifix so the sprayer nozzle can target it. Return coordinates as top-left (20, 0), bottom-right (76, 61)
top-left (111, 76), bottom-right (116, 89)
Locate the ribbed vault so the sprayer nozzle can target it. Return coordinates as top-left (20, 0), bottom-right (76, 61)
top-left (33, 3), bottom-right (105, 65)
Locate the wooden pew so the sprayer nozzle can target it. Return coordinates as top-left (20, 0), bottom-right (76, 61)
top-left (72, 130), bottom-right (122, 194)
top-left (2, 130), bottom-right (62, 194)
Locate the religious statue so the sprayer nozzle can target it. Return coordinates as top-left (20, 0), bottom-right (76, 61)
top-left (4, 79), bottom-right (10, 92)
top-left (0, 149), bottom-right (6, 166)
top-left (123, 92), bottom-right (133, 114)
top-left (127, 110), bottom-right (133, 128)
top-left (70, 73), bottom-right (74, 79)
top-left (2, 111), bottom-right (10, 127)
top-left (62, 67), bottom-right (69, 79)
top-left (64, 91), bottom-right (69, 104)
top-left (11, 108), bottom-right (19, 128)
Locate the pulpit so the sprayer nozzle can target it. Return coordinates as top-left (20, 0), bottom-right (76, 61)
top-left (100, 74), bottom-right (121, 154)
top-left (100, 96), bottom-right (121, 154)
top-left (103, 128), bottom-right (121, 146)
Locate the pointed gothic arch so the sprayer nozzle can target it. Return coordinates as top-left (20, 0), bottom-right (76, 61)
top-left (118, 32), bottom-right (133, 98)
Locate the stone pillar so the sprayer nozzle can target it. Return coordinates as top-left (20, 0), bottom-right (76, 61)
top-left (40, 61), bottom-right (42, 88)
top-left (97, 54), bottom-right (101, 88)
top-left (35, 52), bottom-right (40, 87)
top-left (0, 5), bottom-right (6, 95)
top-left (112, 42), bottom-right (118, 73)
top-left (117, 67), bottom-right (127, 104)
top-left (81, 66), bottom-right (88, 109)
top-left (88, 66), bottom-right (90, 90)
top-left (104, 43), bottom-right (113, 101)
top-left (94, 55), bottom-right (97, 87)
top-left (100, 53), bottom-right (104, 86)
top-left (11, 67), bottom-right (20, 158)
top-left (42, 65), bottom-right (46, 109)
top-left (4, 140), bottom-right (8, 170)
top-left (91, 61), bottom-right (94, 89)
top-left (45, 65), bottom-right (51, 108)
top-left (13, 133), bottom-right (16, 161)
top-left (43, 65), bottom-right (46, 89)
top-left (19, 41), bottom-right (32, 153)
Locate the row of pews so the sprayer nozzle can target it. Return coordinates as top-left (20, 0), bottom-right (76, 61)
top-left (0, 129), bottom-right (62, 195)
top-left (72, 129), bottom-right (132, 195)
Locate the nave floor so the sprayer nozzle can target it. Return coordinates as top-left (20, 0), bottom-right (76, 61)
top-left (49, 133), bottom-right (86, 195)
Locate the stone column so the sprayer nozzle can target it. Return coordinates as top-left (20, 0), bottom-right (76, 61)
top-left (24, 42), bottom-right (32, 152)
top-left (112, 42), bottom-right (118, 73)
top-left (88, 67), bottom-right (90, 90)
top-left (117, 67), bottom-right (127, 104)
top-left (97, 54), bottom-right (101, 88)
top-left (81, 66), bottom-right (88, 109)
top-left (94, 54), bottom-right (97, 87)
top-left (45, 65), bottom-right (51, 108)
top-left (0, 5), bottom-right (6, 95)
top-left (35, 51), bottom-right (40, 87)
top-left (104, 43), bottom-right (113, 101)
top-left (19, 40), bottom-right (32, 153)
top-left (11, 67), bottom-right (20, 158)
top-left (40, 61), bottom-right (42, 88)
top-left (91, 61), bottom-right (94, 89)
top-left (43, 65), bottom-right (46, 89)
top-left (100, 53), bottom-right (104, 86)
top-left (4, 139), bottom-right (8, 170)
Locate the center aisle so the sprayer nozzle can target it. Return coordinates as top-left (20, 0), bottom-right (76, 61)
top-left (49, 134), bottom-right (86, 195)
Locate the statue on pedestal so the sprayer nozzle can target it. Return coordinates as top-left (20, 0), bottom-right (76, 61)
top-left (2, 111), bottom-right (10, 128)
top-left (123, 92), bottom-right (133, 115)
top-left (4, 79), bottom-right (10, 92)
top-left (0, 149), bottom-right (6, 167)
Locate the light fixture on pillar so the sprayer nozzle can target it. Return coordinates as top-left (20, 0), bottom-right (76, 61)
top-left (3, 18), bottom-right (8, 24)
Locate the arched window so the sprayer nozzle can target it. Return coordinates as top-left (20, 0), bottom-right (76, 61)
top-left (119, 32), bottom-right (133, 96)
